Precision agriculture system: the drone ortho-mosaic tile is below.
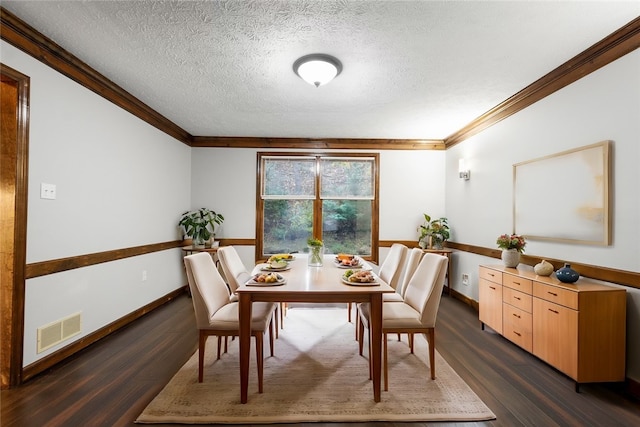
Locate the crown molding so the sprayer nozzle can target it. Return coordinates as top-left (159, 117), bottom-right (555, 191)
top-left (2, 7), bottom-right (638, 150)
top-left (0, 7), bottom-right (192, 145)
top-left (190, 136), bottom-right (445, 150)
top-left (445, 16), bottom-right (640, 148)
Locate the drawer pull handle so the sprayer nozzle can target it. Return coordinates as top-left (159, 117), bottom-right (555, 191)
top-left (514, 296), bottom-right (521, 300)
top-left (513, 281), bottom-right (520, 285)
top-left (548, 291), bottom-right (558, 296)
top-left (489, 286), bottom-right (496, 290)
top-left (512, 313), bottom-right (521, 318)
top-left (488, 273), bottom-right (495, 277)
top-left (513, 331), bottom-right (521, 336)
top-left (548, 308), bottom-right (559, 314)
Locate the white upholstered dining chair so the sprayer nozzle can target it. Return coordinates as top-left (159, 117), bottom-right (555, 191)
top-left (352, 243), bottom-right (408, 338)
top-left (184, 252), bottom-right (277, 392)
top-left (358, 252), bottom-right (448, 390)
top-left (395, 248), bottom-right (424, 299)
top-left (379, 243), bottom-right (409, 301)
top-left (217, 245), bottom-right (281, 334)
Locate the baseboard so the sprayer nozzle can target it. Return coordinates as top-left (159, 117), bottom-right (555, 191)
top-left (449, 287), bottom-right (479, 311)
top-left (627, 377), bottom-right (640, 401)
top-left (21, 287), bottom-right (187, 383)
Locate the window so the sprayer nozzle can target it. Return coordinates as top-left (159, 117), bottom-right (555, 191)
top-left (257, 153), bottom-right (379, 261)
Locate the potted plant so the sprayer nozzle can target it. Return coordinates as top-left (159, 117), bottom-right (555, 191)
top-left (417, 214), bottom-right (450, 249)
top-left (179, 208), bottom-right (224, 247)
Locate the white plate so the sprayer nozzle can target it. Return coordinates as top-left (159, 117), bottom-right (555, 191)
top-left (246, 280), bottom-right (286, 287)
top-left (247, 273), bottom-right (286, 286)
top-left (341, 276), bottom-right (379, 286)
top-left (334, 260), bottom-right (363, 269)
top-left (260, 264), bottom-right (292, 272)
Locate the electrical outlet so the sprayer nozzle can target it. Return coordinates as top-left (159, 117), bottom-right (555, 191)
top-left (142, 270), bottom-right (147, 281)
top-left (40, 183), bottom-right (56, 200)
top-left (461, 273), bottom-right (470, 285)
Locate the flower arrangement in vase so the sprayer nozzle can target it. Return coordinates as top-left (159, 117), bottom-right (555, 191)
top-left (307, 237), bottom-right (324, 266)
top-left (496, 233), bottom-right (526, 267)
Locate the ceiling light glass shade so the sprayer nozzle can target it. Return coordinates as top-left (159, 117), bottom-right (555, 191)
top-left (293, 54), bottom-right (343, 87)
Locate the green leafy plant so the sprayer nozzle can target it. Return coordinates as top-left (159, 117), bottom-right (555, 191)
top-left (418, 214), bottom-right (450, 248)
top-left (178, 208), bottom-right (224, 245)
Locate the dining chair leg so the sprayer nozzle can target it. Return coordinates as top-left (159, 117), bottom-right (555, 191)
top-left (368, 328), bottom-right (373, 381)
top-left (354, 305), bottom-right (361, 340)
top-left (269, 318), bottom-right (275, 357)
top-left (198, 332), bottom-right (207, 383)
top-left (409, 333), bottom-right (415, 354)
top-left (384, 333), bottom-right (389, 391)
top-left (256, 334), bottom-right (264, 393)
top-left (274, 311), bottom-right (279, 339)
top-left (280, 302), bottom-right (286, 327)
top-left (358, 317), bottom-right (365, 356)
top-left (217, 336), bottom-right (222, 360)
top-left (224, 336), bottom-right (229, 353)
top-left (427, 328), bottom-right (436, 380)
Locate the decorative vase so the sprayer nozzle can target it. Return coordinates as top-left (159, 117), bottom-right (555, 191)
top-left (431, 237), bottom-right (444, 250)
top-left (193, 236), bottom-right (206, 247)
top-left (418, 239), bottom-right (427, 249)
top-left (534, 260), bottom-right (554, 276)
top-left (556, 263), bottom-right (579, 283)
top-left (501, 249), bottom-right (520, 268)
top-left (308, 245), bottom-right (324, 267)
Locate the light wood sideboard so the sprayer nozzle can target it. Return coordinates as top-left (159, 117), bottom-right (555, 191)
top-left (479, 265), bottom-right (626, 391)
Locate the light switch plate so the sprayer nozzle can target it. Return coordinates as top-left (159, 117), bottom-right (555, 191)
top-left (40, 183), bottom-right (56, 200)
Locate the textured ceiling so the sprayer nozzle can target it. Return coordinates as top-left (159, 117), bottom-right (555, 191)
top-left (2, 1), bottom-right (639, 140)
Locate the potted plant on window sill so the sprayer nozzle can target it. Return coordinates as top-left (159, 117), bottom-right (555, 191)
top-left (417, 214), bottom-right (450, 250)
top-left (179, 208), bottom-right (224, 248)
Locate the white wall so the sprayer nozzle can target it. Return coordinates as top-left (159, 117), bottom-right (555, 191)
top-left (1, 41), bottom-right (192, 366)
top-left (445, 50), bottom-right (640, 381)
top-left (190, 148), bottom-right (446, 267)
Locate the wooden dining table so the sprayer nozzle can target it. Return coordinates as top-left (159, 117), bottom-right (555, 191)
top-left (236, 254), bottom-right (394, 403)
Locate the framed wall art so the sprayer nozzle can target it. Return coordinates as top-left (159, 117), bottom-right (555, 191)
top-left (513, 141), bottom-right (611, 245)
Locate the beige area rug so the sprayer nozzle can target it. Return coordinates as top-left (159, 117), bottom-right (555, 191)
top-left (136, 307), bottom-right (495, 424)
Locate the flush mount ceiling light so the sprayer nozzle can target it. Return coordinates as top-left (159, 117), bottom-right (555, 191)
top-left (293, 54), bottom-right (343, 87)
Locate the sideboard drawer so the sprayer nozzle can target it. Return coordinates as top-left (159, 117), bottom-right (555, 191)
top-left (503, 303), bottom-right (533, 352)
top-left (479, 266), bottom-right (502, 284)
top-left (533, 282), bottom-right (578, 310)
top-left (503, 273), bottom-right (532, 294)
top-left (503, 286), bottom-right (532, 313)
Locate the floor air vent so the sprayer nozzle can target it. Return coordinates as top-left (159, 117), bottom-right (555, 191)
top-left (37, 312), bottom-right (82, 353)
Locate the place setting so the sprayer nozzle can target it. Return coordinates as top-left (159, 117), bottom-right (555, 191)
top-left (248, 253), bottom-right (296, 286)
top-left (341, 269), bottom-right (380, 286)
top-left (334, 253), bottom-right (365, 268)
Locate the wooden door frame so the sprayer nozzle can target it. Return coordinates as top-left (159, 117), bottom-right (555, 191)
top-left (1, 63), bottom-right (29, 388)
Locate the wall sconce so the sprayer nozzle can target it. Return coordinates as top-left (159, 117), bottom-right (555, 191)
top-left (459, 159), bottom-right (470, 180)
top-left (293, 54), bottom-right (342, 87)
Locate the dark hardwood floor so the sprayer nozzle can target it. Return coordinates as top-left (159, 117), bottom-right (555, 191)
top-left (2, 292), bottom-right (639, 427)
